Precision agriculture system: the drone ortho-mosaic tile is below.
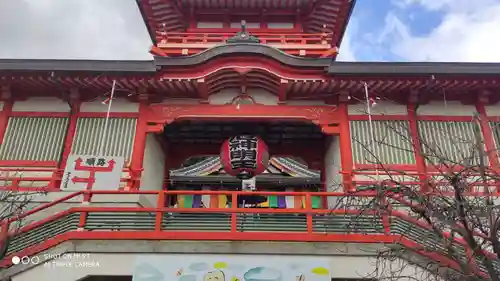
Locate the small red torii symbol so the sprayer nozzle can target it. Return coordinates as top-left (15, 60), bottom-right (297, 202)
top-left (71, 157), bottom-right (116, 189)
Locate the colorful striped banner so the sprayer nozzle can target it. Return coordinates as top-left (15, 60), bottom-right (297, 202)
top-left (177, 189), bottom-right (322, 209)
top-left (177, 194), bottom-right (202, 208)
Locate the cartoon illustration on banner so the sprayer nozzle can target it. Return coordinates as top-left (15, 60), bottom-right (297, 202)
top-left (133, 255), bottom-right (330, 281)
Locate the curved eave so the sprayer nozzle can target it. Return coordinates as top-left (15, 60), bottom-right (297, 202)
top-left (154, 43), bottom-right (332, 69)
top-left (326, 62), bottom-right (500, 101)
top-left (170, 156), bottom-right (320, 178)
top-left (169, 175), bottom-right (321, 185)
top-left (134, 0), bottom-right (158, 46)
top-left (333, 0), bottom-right (356, 59)
top-left (328, 62), bottom-right (500, 76)
top-left (0, 59), bottom-right (157, 74)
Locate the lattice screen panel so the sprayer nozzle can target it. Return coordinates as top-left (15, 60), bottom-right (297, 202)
top-left (71, 117), bottom-right (137, 160)
top-left (0, 117), bottom-right (68, 161)
top-left (419, 121), bottom-right (486, 165)
top-left (350, 120), bottom-right (415, 164)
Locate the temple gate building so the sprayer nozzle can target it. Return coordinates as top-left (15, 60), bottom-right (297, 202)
top-left (0, 0), bottom-right (499, 280)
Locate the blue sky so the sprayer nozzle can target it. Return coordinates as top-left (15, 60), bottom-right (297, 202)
top-left (337, 0), bottom-right (500, 62)
top-left (341, 0), bottom-right (443, 61)
top-left (0, 0), bottom-right (499, 62)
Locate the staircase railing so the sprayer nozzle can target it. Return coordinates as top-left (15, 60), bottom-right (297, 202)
top-left (0, 190), bottom-right (498, 277)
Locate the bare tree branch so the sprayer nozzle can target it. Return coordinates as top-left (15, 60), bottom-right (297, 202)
top-left (343, 106), bottom-right (500, 281)
top-left (0, 171), bottom-right (46, 260)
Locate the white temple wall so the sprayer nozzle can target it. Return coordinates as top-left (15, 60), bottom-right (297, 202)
top-left (324, 135), bottom-right (342, 208)
top-left (137, 134), bottom-right (165, 207)
top-left (10, 252), bottom-right (434, 281)
top-left (417, 101), bottom-right (475, 116)
top-left (1, 191), bottom-right (154, 227)
top-left (140, 134), bottom-right (165, 192)
top-left (348, 101), bottom-right (407, 115)
top-left (324, 136), bottom-right (342, 192)
top-left (12, 97), bottom-right (70, 112)
top-left (485, 104), bottom-right (500, 116)
top-left (80, 98), bottom-right (139, 113)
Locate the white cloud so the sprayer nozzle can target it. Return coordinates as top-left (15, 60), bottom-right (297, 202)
top-left (388, 0), bottom-right (500, 62)
top-left (0, 0), bottom-right (152, 60)
top-left (336, 30), bottom-right (356, 61)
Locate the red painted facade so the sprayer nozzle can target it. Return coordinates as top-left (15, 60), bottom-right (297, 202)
top-left (0, 0), bottom-right (499, 276)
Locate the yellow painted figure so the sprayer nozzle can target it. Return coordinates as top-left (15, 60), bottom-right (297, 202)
top-left (204, 270), bottom-right (225, 281)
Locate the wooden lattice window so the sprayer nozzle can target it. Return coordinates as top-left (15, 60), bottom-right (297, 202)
top-left (419, 121), bottom-right (486, 165)
top-left (350, 120), bottom-right (415, 164)
top-left (0, 117), bottom-right (68, 161)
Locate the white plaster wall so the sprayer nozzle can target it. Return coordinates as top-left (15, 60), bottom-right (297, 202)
top-left (485, 104), bottom-right (500, 116)
top-left (230, 22), bottom-right (260, 28)
top-left (348, 101), bottom-right (407, 115)
top-left (417, 101), bottom-right (475, 116)
top-left (1, 191), bottom-right (156, 228)
top-left (324, 136), bottom-right (342, 197)
top-left (80, 98), bottom-right (138, 113)
top-left (267, 22), bottom-right (294, 29)
top-left (11, 253), bottom-right (433, 281)
top-left (12, 97), bottom-right (70, 112)
top-left (197, 22), bottom-right (223, 28)
top-left (209, 89), bottom-right (278, 105)
top-left (139, 134), bottom-right (165, 191)
top-left (0, 166), bottom-right (55, 188)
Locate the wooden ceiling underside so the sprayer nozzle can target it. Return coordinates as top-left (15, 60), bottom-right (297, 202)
top-left (162, 120), bottom-right (325, 145)
top-left (136, 0), bottom-right (354, 45)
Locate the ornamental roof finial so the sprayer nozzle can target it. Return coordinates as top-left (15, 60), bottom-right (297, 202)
top-left (226, 20), bottom-right (260, 44)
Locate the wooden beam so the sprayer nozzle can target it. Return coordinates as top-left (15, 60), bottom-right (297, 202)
top-left (197, 78), bottom-right (209, 101)
top-left (193, 8), bottom-right (299, 16)
top-left (278, 79), bottom-right (289, 102)
top-left (58, 88), bottom-right (81, 172)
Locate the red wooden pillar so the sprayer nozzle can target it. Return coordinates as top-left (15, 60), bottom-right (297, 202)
top-left (59, 96), bottom-right (81, 171)
top-left (475, 100), bottom-right (500, 192)
top-left (407, 104), bottom-right (427, 192)
top-left (130, 102), bottom-right (149, 190)
top-left (475, 101), bottom-right (499, 168)
top-left (338, 103), bottom-right (354, 192)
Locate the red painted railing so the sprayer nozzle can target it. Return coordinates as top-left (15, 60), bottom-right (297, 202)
top-left (153, 32), bottom-right (335, 57)
top-left (352, 169), bottom-right (500, 192)
top-left (0, 167), bottom-right (139, 191)
top-left (2, 165), bottom-right (497, 193)
top-left (1, 189), bottom-right (498, 276)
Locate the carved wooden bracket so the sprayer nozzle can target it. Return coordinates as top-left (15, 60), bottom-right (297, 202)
top-left (476, 89), bottom-right (492, 105)
top-left (0, 86), bottom-right (11, 100)
top-left (145, 104), bottom-right (340, 134)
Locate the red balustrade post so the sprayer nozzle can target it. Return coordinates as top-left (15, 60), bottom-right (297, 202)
top-left (0, 220), bottom-right (9, 252)
top-left (78, 211), bottom-right (87, 231)
top-left (305, 193), bottom-right (313, 233)
top-left (380, 195), bottom-right (391, 234)
top-left (155, 191), bottom-right (165, 232)
top-left (231, 192), bottom-right (238, 233)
